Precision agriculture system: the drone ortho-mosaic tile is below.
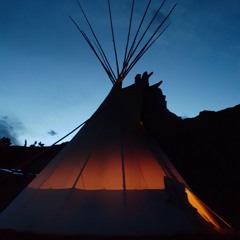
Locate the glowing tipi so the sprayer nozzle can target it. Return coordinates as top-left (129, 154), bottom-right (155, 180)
top-left (0, 0), bottom-right (233, 237)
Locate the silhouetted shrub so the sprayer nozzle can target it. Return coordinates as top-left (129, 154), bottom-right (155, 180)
top-left (0, 137), bottom-right (11, 147)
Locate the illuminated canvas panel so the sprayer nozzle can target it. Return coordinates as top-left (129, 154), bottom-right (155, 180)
top-left (185, 188), bottom-right (233, 232)
top-left (123, 135), bottom-right (166, 190)
top-left (75, 145), bottom-right (123, 189)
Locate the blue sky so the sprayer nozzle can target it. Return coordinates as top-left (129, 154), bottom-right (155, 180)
top-left (0, 0), bottom-right (239, 146)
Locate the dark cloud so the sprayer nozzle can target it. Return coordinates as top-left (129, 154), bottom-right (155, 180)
top-left (48, 130), bottom-right (57, 136)
top-left (133, 1), bottom-right (171, 33)
top-left (151, 10), bottom-right (166, 25)
top-left (0, 115), bottom-right (24, 145)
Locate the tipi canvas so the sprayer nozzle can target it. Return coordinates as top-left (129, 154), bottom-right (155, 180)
top-left (0, 73), bottom-right (233, 236)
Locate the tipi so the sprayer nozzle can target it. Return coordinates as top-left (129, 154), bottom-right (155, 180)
top-left (0, 0), bottom-right (233, 237)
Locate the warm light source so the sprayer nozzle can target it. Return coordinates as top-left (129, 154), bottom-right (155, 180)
top-left (185, 188), bottom-right (232, 232)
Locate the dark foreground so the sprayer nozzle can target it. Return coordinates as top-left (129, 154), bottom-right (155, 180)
top-left (0, 230), bottom-right (238, 240)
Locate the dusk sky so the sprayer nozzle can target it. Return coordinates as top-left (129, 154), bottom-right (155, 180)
top-left (1, 0), bottom-right (239, 146)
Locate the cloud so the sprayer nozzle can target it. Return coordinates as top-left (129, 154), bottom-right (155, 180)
top-left (48, 130), bottom-right (57, 136)
top-left (0, 115), bottom-right (24, 145)
top-left (133, 1), bottom-right (171, 33)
